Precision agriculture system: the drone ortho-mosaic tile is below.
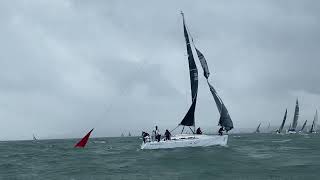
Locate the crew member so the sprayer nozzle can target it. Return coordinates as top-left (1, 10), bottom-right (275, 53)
top-left (196, 127), bottom-right (202, 135)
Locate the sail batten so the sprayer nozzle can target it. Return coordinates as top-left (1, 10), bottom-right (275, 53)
top-left (179, 12), bottom-right (198, 127)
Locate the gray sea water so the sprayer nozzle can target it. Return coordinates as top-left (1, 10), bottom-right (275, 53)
top-left (1, 133), bottom-right (319, 180)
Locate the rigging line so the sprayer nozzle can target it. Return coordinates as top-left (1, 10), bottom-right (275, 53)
top-left (170, 125), bottom-right (180, 133)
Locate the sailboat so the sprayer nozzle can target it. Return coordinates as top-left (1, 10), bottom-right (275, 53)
top-left (128, 132), bottom-right (132, 137)
top-left (309, 110), bottom-right (318, 133)
top-left (74, 128), bottom-right (94, 148)
top-left (121, 133), bottom-right (124, 137)
top-left (287, 99), bottom-right (299, 134)
top-left (299, 120), bottom-right (307, 133)
top-left (33, 134), bottom-right (38, 141)
top-left (254, 123), bottom-right (261, 133)
top-left (276, 109), bottom-right (287, 134)
top-left (141, 12), bottom-right (233, 150)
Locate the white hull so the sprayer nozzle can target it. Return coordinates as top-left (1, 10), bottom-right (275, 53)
top-left (141, 134), bottom-right (228, 150)
top-left (286, 130), bottom-right (297, 134)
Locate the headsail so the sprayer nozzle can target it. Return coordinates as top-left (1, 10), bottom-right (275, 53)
top-left (192, 33), bottom-right (233, 131)
top-left (179, 12), bottom-right (198, 127)
top-left (207, 81), bottom-right (233, 131)
top-left (291, 99), bottom-right (299, 131)
top-left (74, 128), bottom-right (94, 148)
top-left (195, 48), bottom-right (210, 79)
top-left (255, 123), bottom-right (261, 133)
top-left (300, 120), bottom-right (307, 132)
top-left (310, 110), bottom-right (318, 133)
top-left (278, 109), bottom-right (287, 132)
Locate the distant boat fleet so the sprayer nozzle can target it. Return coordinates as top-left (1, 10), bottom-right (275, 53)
top-left (252, 99), bottom-right (318, 135)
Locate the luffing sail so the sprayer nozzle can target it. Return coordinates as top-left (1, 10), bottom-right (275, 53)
top-left (290, 99), bottom-right (299, 131)
top-left (300, 120), bottom-right (307, 132)
top-left (74, 128), bottom-right (94, 148)
top-left (197, 53), bottom-right (233, 131)
top-left (278, 109), bottom-right (287, 132)
top-left (195, 48), bottom-right (210, 79)
top-left (179, 12), bottom-right (198, 127)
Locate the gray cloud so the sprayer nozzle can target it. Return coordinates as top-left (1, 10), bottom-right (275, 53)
top-left (0, 0), bottom-right (320, 140)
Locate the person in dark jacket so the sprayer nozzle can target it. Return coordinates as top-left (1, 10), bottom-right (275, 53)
top-left (142, 131), bottom-right (150, 143)
top-left (164, 129), bottom-right (171, 140)
top-left (218, 127), bottom-right (224, 136)
top-left (196, 127), bottom-right (202, 135)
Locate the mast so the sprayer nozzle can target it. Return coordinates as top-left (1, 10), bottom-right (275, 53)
top-left (179, 12), bottom-right (198, 128)
top-left (278, 109), bottom-right (287, 132)
top-left (291, 99), bottom-right (299, 131)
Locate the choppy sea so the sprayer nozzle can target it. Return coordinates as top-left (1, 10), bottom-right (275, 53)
top-left (1, 133), bottom-right (319, 180)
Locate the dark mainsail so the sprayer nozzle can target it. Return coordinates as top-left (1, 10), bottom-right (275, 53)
top-left (300, 120), bottom-right (307, 132)
top-left (278, 109), bottom-right (287, 132)
top-left (255, 123), bottom-right (261, 133)
top-left (179, 12), bottom-right (198, 127)
top-left (290, 99), bottom-right (299, 131)
top-left (310, 110), bottom-right (318, 133)
top-left (179, 96), bottom-right (197, 126)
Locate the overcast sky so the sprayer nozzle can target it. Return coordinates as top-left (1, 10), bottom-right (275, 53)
top-left (1, 0), bottom-right (320, 140)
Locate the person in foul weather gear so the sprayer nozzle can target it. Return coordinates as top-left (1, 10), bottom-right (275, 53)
top-left (142, 131), bottom-right (150, 143)
top-left (164, 129), bottom-right (171, 140)
top-left (218, 127), bottom-right (224, 136)
top-left (196, 127), bottom-right (202, 134)
top-left (154, 126), bottom-right (161, 142)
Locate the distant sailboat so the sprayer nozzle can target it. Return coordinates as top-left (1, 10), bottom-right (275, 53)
top-left (128, 132), bottom-right (132, 137)
top-left (141, 12), bottom-right (233, 150)
top-left (121, 133), bottom-right (124, 137)
top-left (255, 123), bottom-right (261, 133)
top-left (267, 122), bottom-right (270, 129)
top-left (309, 110), bottom-right (318, 133)
top-left (288, 99), bottom-right (299, 134)
top-left (74, 128), bottom-right (94, 148)
top-left (33, 134), bottom-right (38, 141)
top-left (276, 109), bottom-right (287, 134)
top-left (299, 120), bottom-right (307, 133)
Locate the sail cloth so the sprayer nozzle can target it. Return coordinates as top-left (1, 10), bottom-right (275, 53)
top-left (255, 123), bottom-right (261, 133)
top-left (207, 81), bottom-right (233, 131)
top-left (182, 13), bottom-right (198, 101)
top-left (291, 99), bottom-right (299, 131)
top-left (310, 110), bottom-right (318, 133)
top-left (74, 128), bottom-right (94, 148)
top-left (179, 96), bottom-right (197, 126)
top-left (195, 44), bottom-right (233, 131)
top-left (179, 12), bottom-right (198, 127)
top-left (300, 120), bottom-right (307, 132)
top-left (279, 109), bottom-right (287, 132)
top-left (195, 48), bottom-right (210, 79)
